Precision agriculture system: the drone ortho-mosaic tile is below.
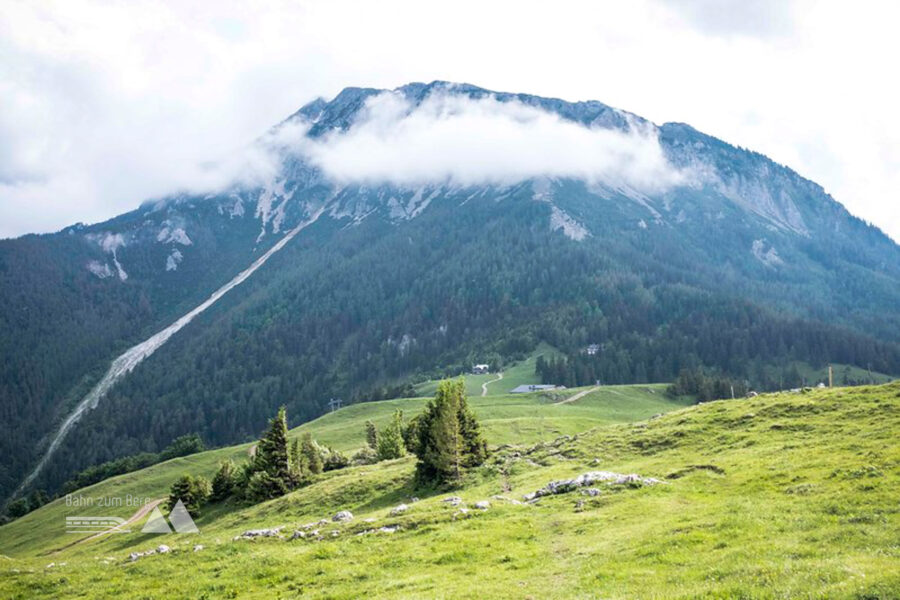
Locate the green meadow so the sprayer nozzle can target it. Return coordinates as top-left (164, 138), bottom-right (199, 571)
top-left (1, 382), bottom-right (898, 599)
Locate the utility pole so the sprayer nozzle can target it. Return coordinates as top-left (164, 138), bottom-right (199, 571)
top-left (328, 397), bottom-right (342, 413)
top-left (828, 364), bottom-right (833, 388)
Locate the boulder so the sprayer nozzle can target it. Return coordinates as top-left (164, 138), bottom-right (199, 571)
top-left (474, 501), bottom-right (490, 510)
top-left (390, 504), bottom-right (409, 516)
top-left (234, 526), bottom-right (284, 540)
top-left (442, 496), bottom-right (462, 506)
top-left (156, 545), bottom-right (170, 554)
top-left (523, 471), bottom-right (665, 500)
top-left (290, 530), bottom-right (306, 540)
top-left (332, 511), bottom-right (353, 522)
top-left (193, 544), bottom-right (204, 552)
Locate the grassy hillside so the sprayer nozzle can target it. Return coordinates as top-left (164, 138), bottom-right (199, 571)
top-left (1, 382), bottom-right (897, 599)
top-left (413, 344), bottom-right (561, 397)
top-left (0, 383), bottom-right (678, 558)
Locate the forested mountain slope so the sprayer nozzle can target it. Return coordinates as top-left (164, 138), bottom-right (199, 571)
top-left (2, 81), bottom-right (898, 502)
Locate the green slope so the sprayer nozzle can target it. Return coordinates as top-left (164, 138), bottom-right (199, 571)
top-left (2, 383), bottom-right (897, 599)
top-left (0, 383), bottom-right (679, 558)
top-left (413, 343), bottom-right (561, 397)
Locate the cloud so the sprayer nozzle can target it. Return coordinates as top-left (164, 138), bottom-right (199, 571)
top-left (299, 92), bottom-right (685, 192)
top-left (658, 0), bottom-right (796, 38)
top-left (0, 0), bottom-right (898, 241)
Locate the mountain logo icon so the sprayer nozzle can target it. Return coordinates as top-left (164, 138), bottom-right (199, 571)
top-left (141, 500), bottom-right (199, 534)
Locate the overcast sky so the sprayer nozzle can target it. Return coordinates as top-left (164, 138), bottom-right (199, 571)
top-left (1, 0), bottom-right (898, 240)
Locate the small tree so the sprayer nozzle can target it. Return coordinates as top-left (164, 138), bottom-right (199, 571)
top-left (167, 474), bottom-right (211, 515)
top-left (402, 414), bottom-right (422, 453)
top-left (245, 471), bottom-right (289, 503)
top-left (210, 460), bottom-right (237, 502)
top-left (414, 379), bottom-right (487, 485)
top-left (376, 410), bottom-right (406, 461)
top-left (255, 406), bottom-right (291, 485)
top-left (289, 438), bottom-right (304, 482)
top-left (322, 446), bottom-right (350, 471)
top-left (365, 420), bottom-right (378, 450)
top-left (301, 432), bottom-right (323, 475)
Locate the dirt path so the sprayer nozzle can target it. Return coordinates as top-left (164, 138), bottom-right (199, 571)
top-left (481, 372), bottom-right (503, 396)
top-left (554, 386), bottom-right (600, 405)
top-left (46, 498), bottom-right (165, 555)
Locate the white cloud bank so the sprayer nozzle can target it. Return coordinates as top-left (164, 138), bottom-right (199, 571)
top-left (298, 92), bottom-right (685, 192)
top-left (1, 0), bottom-right (899, 240)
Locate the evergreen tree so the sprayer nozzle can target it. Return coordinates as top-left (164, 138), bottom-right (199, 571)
top-left (245, 471), bottom-right (288, 503)
top-left (301, 432), bottom-right (323, 475)
top-left (210, 460), bottom-right (237, 502)
top-left (414, 379), bottom-right (487, 485)
top-left (167, 474), bottom-right (211, 515)
top-left (376, 410), bottom-right (406, 461)
top-left (289, 438), bottom-right (304, 482)
top-left (255, 406), bottom-right (291, 485)
top-left (365, 420), bottom-right (378, 450)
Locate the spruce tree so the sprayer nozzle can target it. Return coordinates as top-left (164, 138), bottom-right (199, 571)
top-left (376, 409), bottom-right (406, 461)
top-left (301, 432), bottom-right (323, 475)
top-left (415, 380), bottom-right (463, 484)
top-left (210, 460), bottom-right (237, 502)
top-left (167, 474), bottom-right (211, 515)
top-left (365, 420), bottom-right (378, 450)
top-left (255, 406), bottom-right (291, 486)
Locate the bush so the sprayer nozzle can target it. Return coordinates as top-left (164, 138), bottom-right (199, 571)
top-left (245, 470), bottom-right (288, 503)
top-left (167, 474), bottom-right (211, 516)
top-left (377, 410), bottom-right (406, 461)
top-left (321, 446), bottom-right (350, 471)
top-left (351, 446), bottom-right (378, 465)
top-left (210, 460), bottom-right (238, 502)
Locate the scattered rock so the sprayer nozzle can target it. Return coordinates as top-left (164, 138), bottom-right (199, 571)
top-left (192, 544), bottom-right (203, 552)
top-left (363, 517), bottom-right (377, 523)
top-left (128, 548), bottom-right (160, 562)
top-left (452, 508), bottom-right (470, 520)
top-left (523, 471), bottom-right (665, 500)
top-left (390, 504), bottom-right (409, 516)
top-left (650, 413), bottom-right (663, 420)
top-left (409, 497), bottom-right (420, 503)
top-left (290, 530), bottom-right (306, 540)
top-left (331, 530), bottom-right (340, 538)
top-left (442, 496), bottom-right (462, 506)
top-left (581, 488), bottom-right (601, 497)
top-left (490, 495), bottom-right (523, 505)
top-left (378, 526), bottom-right (399, 534)
top-left (332, 511), bottom-right (353, 522)
top-left (234, 526), bottom-right (284, 540)
top-left (474, 501), bottom-right (490, 510)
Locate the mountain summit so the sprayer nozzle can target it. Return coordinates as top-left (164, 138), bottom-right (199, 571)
top-left (1, 82), bottom-right (898, 500)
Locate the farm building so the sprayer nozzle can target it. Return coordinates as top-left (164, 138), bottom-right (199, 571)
top-left (472, 364), bottom-right (490, 374)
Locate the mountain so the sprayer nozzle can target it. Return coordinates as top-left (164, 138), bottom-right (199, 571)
top-left (1, 81), bottom-right (899, 503)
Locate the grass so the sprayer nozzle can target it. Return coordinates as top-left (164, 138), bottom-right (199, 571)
top-left (764, 361), bottom-right (894, 387)
top-left (0, 383), bottom-right (678, 559)
top-left (414, 343), bottom-right (561, 397)
top-left (1, 382), bottom-right (898, 598)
